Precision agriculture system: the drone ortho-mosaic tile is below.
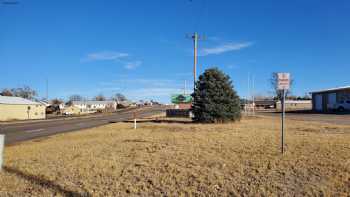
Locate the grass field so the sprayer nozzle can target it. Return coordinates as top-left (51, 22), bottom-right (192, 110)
top-left (0, 115), bottom-right (349, 196)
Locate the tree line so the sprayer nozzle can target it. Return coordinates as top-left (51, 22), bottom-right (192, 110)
top-left (67, 93), bottom-right (127, 102)
top-left (0, 86), bottom-right (127, 104)
top-left (0, 86), bottom-right (37, 99)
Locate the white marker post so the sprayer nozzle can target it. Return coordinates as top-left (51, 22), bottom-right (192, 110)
top-left (133, 112), bottom-right (137, 130)
top-left (277, 73), bottom-right (290, 154)
top-left (0, 135), bottom-right (4, 171)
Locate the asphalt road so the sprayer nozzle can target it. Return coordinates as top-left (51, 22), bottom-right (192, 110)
top-left (258, 111), bottom-right (350, 125)
top-left (0, 106), bottom-right (166, 145)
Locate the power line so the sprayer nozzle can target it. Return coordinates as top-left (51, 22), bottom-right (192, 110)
top-left (46, 78), bottom-right (48, 101)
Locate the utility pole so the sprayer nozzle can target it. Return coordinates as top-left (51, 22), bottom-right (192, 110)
top-left (184, 80), bottom-right (187, 95)
top-left (187, 32), bottom-right (205, 92)
top-left (46, 78), bottom-right (49, 102)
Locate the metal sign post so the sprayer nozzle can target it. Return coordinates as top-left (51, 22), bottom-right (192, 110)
top-left (0, 135), bottom-right (4, 171)
top-left (277, 73), bottom-right (290, 154)
top-left (281, 89), bottom-right (286, 154)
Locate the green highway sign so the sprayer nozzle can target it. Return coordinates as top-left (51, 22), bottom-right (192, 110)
top-left (171, 94), bottom-right (192, 104)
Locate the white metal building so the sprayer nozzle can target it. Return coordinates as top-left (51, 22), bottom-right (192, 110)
top-left (310, 86), bottom-right (350, 112)
top-left (72, 101), bottom-right (117, 113)
top-left (276, 100), bottom-right (312, 111)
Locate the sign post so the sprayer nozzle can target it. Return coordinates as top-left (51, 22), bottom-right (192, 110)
top-left (277, 73), bottom-right (290, 154)
top-left (281, 89), bottom-right (286, 154)
top-left (0, 135), bottom-right (4, 171)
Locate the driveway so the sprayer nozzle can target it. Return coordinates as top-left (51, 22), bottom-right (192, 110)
top-left (258, 111), bottom-right (350, 125)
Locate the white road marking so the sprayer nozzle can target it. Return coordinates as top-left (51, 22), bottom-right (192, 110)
top-left (24, 129), bottom-right (45, 133)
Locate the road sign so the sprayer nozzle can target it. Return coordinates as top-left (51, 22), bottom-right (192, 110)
top-left (277, 73), bottom-right (290, 90)
top-left (277, 72), bottom-right (290, 154)
top-left (171, 94), bottom-right (192, 104)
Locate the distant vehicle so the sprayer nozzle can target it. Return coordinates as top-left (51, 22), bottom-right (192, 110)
top-left (334, 100), bottom-right (350, 112)
top-left (63, 111), bottom-right (73, 116)
top-left (46, 105), bottom-right (60, 114)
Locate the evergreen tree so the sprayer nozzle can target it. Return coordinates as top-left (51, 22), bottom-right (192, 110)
top-left (192, 68), bottom-right (241, 123)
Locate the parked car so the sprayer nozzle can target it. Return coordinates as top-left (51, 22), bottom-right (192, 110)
top-left (46, 104), bottom-right (60, 114)
top-left (334, 100), bottom-right (350, 112)
top-left (63, 111), bottom-right (73, 115)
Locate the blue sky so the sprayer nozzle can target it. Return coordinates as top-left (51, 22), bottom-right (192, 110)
top-left (1, 0), bottom-right (350, 103)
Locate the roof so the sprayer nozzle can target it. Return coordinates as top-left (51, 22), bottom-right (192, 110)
top-left (0, 96), bottom-right (41, 105)
top-left (72, 100), bottom-right (116, 105)
top-left (310, 86), bottom-right (350, 94)
top-left (37, 100), bottom-right (50, 106)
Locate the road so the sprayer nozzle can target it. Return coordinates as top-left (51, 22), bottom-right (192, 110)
top-left (0, 106), bottom-right (166, 145)
top-left (258, 111), bottom-right (350, 125)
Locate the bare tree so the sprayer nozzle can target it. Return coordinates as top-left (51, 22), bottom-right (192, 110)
top-left (270, 72), bottom-right (293, 100)
top-left (94, 94), bottom-right (106, 101)
top-left (51, 98), bottom-right (63, 105)
top-left (0, 89), bottom-right (13, 96)
top-left (11, 86), bottom-right (37, 99)
top-left (69, 94), bottom-right (83, 102)
top-left (113, 93), bottom-right (127, 102)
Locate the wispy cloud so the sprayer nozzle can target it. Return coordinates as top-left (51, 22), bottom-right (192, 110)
top-left (82, 51), bottom-right (129, 61)
top-left (125, 88), bottom-right (180, 98)
top-left (175, 72), bottom-right (192, 77)
top-left (124, 61), bottom-right (142, 70)
top-left (227, 64), bottom-right (239, 69)
top-left (97, 78), bottom-right (189, 103)
top-left (98, 78), bottom-right (178, 89)
top-left (207, 36), bottom-right (221, 41)
top-left (81, 51), bottom-right (143, 70)
top-left (200, 42), bottom-right (253, 56)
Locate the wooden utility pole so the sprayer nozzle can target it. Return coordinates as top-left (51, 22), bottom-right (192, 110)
top-left (46, 78), bottom-right (49, 102)
top-left (188, 32), bottom-right (205, 91)
top-left (193, 32), bottom-right (198, 88)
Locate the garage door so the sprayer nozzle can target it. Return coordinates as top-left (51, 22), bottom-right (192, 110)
top-left (328, 93), bottom-right (337, 110)
top-left (315, 94), bottom-right (323, 111)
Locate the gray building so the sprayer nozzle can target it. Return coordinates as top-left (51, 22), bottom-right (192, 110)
top-left (310, 86), bottom-right (350, 112)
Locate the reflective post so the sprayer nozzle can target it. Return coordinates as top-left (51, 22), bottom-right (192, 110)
top-left (0, 135), bottom-right (4, 171)
top-left (133, 112), bottom-right (137, 130)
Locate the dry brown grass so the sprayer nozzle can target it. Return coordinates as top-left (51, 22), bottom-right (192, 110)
top-left (0, 115), bottom-right (349, 196)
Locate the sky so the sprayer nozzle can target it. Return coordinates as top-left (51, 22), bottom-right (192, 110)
top-left (1, 0), bottom-right (350, 103)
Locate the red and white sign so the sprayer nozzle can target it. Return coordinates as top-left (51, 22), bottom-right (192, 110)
top-left (277, 73), bottom-right (290, 90)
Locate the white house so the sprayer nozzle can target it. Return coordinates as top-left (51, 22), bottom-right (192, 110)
top-left (71, 101), bottom-right (117, 113)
